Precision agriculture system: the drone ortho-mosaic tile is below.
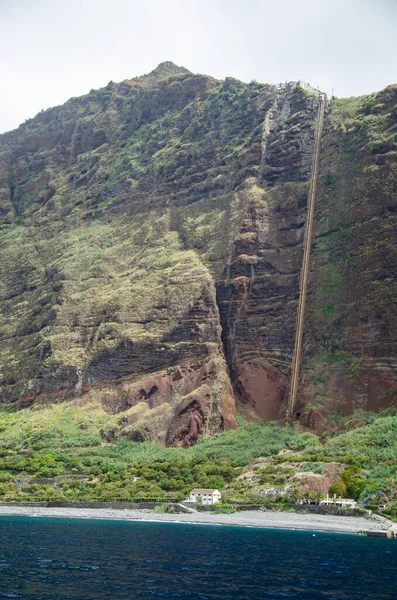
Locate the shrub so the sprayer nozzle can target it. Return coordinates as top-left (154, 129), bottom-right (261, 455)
top-left (212, 503), bottom-right (236, 514)
top-left (302, 462), bottom-right (324, 474)
top-left (329, 481), bottom-right (347, 498)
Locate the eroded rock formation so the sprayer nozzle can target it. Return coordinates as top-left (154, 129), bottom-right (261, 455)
top-left (0, 63), bottom-right (396, 441)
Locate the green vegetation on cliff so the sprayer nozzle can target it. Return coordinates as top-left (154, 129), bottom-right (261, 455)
top-left (0, 401), bottom-right (396, 517)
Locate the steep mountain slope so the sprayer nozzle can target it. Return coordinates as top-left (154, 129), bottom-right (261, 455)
top-left (0, 63), bottom-right (396, 444)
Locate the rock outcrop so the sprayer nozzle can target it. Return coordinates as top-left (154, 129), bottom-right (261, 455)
top-left (0, 64), bottom-right (396, 441)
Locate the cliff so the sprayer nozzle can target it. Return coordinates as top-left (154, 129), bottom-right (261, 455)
top-left (0, 62), bottom-right (396, 444)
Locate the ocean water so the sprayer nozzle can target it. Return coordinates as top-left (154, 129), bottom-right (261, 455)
top-left (0, 517), bottom-right (396, 599)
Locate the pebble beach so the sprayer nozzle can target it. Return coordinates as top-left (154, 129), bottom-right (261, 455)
top-left (0, 505), bottom-right (392, 535)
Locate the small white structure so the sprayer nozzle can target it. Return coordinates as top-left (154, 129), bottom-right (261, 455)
top-left (388, 525), bottom-right (397, 539)
top-left (320, 497), bottom-right (357, 509)
top-left (185, 488), bottom-right (221, 505)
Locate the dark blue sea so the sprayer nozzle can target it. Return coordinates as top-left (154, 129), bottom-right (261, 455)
top-left (0, 517), bottom-right (396, 599)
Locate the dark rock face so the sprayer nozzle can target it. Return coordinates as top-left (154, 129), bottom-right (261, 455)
top-left (0, 65), bottom-right (396, 440)
top-left (217, 86), bottom-right (323, 420)
top-left (298, 87), bottom-right (397, 429)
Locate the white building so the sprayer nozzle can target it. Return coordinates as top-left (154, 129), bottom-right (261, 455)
top-left (320, 498), bottom-right (357, 508)
top-left (186, 488), bottom-right (222, 505)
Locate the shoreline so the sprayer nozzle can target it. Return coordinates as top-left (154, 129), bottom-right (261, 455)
top-left (0, 505), bottom-right (392, 535)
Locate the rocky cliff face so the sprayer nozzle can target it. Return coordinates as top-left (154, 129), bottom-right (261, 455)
top-left (0, 63), bottom-right (396, 443)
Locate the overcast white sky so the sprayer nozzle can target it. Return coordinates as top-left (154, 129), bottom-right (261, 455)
top-left (1, 0), bottom-right (396, 133)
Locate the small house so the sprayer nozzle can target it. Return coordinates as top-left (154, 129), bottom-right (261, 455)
top-left (185, 488), bottom-right (221, 505)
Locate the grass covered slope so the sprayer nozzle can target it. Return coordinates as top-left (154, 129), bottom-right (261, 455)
top-left (0, 401), bottom-right (396, 517)
top-left (0, 64), bottom-right (275, 444)
top-left (0, 67), bottom-right (257, 381)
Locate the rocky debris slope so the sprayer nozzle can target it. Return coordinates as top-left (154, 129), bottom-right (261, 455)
top-left (0, 63), bottom-right (396, 442)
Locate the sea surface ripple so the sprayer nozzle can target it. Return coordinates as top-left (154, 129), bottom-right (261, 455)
top-left (0, 517), bottom-right (396, 599)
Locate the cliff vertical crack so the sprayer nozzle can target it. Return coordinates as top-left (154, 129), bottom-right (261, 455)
top-left (287, 94), bottom-right (326, 422)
